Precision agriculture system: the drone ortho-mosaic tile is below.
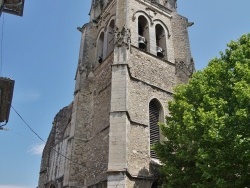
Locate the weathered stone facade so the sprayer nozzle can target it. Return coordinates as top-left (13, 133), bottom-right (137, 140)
top-left (38, 0), bottom-right (194, 187)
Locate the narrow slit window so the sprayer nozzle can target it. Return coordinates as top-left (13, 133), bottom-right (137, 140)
top-left (107, 19), bottom-right (115, 56)
top-left (97, 32), bottom-right (104, 63)
top-left (149, 99), bottom-right (162, 159)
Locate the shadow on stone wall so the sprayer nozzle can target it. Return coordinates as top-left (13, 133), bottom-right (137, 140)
top-left (132, 165), bottom-right (161, 188)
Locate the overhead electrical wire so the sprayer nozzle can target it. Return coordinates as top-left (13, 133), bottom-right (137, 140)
top-left (10, 128), bottom-right (42, 143)
top-left (11, 105), bottom-right (110, 172)
top-left (10, 105), bottom-right (86, 167)
top-left (11, 105), bottom-right (45, 142)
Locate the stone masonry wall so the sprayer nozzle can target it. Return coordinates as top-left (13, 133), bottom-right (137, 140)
top-left (171, 13), bottom-right (192, 63)
top-left (127, 80), bottom-right (172, 177)
top-left (92, 53), bottom-right (113, 135)
top-left (82, 52), bottom-right (113, 186)
top-left (65, 53), bottom-right (113, 187)
top-left (64, 55), bottom-right (113, 187)
top-left (128, 47), bottom-right (175, 126)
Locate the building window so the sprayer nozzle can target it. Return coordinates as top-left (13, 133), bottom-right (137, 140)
top-left (155, 24), bottom-right (166, 58)
top-left (97, 32), bottom-right (105, 63)
top-left (149, 99), bottom-right (163, 158)
top-left (106, 19), bottom-right (115, 56)
top-left (138, 15), bottom-right (149, 52)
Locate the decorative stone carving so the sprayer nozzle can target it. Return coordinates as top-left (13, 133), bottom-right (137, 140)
top-left (175, 58), bottom-right (195, 77)
top-left (189, 58), bottom-right (196, 73)
top-left (114, 26), bottom-right (131, 49)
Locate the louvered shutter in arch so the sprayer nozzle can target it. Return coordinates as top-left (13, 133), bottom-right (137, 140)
top-left (149, 100), bottom-right (160, 159)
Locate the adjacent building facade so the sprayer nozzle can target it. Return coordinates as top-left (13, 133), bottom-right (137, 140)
top-left (0, 0), bottom-right (25, 128)
top-left (38, 0), bottom-right (194, 187)
top-left (0, 0), bottom-right (25, 17)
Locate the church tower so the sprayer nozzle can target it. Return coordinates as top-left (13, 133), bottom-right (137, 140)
top-left (38, 0), bottom-right (194, 187)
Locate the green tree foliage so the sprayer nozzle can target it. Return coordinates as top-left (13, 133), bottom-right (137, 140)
top-left (154, 34), bottom-right (250, 188)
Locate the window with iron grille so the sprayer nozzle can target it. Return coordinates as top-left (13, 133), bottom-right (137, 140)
top-left (149, 100), bottom-right (161, 159)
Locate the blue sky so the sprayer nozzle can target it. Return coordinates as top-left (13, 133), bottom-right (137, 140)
top-left (0, 1), bottom-right (249, 188)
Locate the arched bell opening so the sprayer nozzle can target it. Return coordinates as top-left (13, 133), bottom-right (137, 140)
top-left (155, 24), bottom-right (166, 58)
top-left (138, 15), bottom-right (149, 52)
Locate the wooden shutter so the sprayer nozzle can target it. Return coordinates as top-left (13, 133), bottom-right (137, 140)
top-left (149, 101), bottom-right (160, 158)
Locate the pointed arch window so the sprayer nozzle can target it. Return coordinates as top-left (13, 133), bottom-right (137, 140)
top-left (97, 31), bottom-right (105, 63)
top-left (138, 15), bottom-right (149, 52)
top-left (155, 24), bottom-right (166, 58)
top-left (107, 19), bottom-right (115, 56)
top-left (149, 99), bottom-right (163, 158)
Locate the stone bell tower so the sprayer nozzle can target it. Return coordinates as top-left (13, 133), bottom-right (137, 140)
top-left (38, 0), bottom-right (194, 187)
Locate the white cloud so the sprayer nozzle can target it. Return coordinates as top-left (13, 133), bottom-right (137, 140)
top-left (15, 89), bottom-right (41, 103)
top-left (0, 185), bottom-right (34, 188)
top-left (28, 143), bottom-right (45, 155)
